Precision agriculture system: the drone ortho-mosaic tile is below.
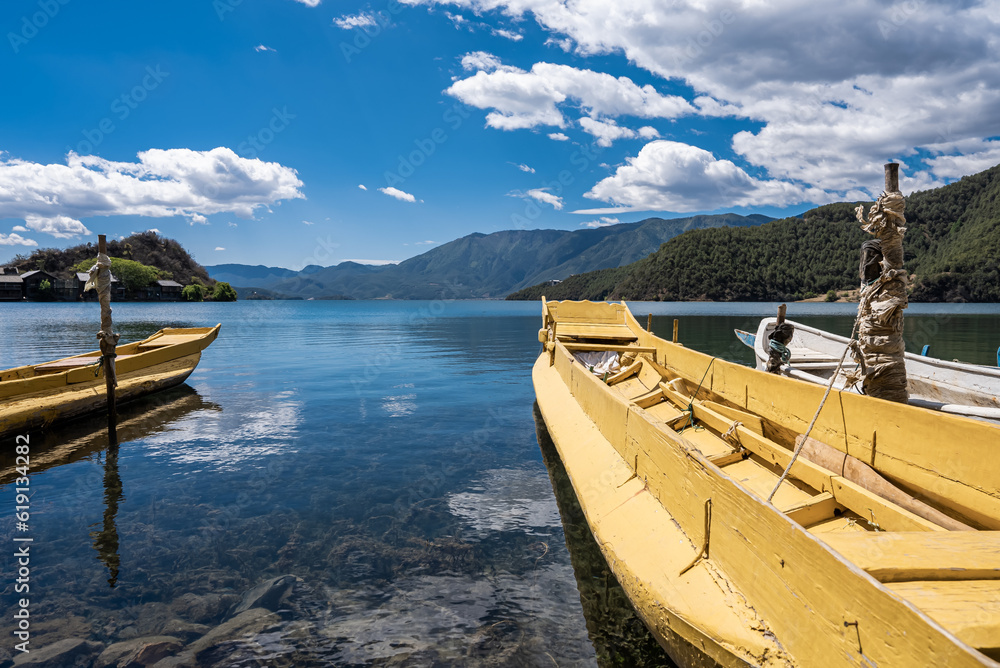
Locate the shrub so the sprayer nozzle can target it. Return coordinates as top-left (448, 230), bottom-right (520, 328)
top-left (212, 281), bottom-right (238, 302)
top-left (182, 284), bottom-right (206, 302)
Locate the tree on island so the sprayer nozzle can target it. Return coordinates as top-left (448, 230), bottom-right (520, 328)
top-left (212, 281), bottom-right (237, 301)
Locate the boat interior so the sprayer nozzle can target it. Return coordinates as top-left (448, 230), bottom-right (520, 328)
top-left (544, 300), bottom-right (1000, 660)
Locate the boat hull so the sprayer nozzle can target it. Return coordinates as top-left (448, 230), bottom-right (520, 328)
top-left (534, 299), bottom-right (1000, 667)
top-left (0, 325), bottom-right (219, 440)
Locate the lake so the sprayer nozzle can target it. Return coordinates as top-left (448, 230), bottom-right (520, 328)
top-left (2, 300), bottom-right (999, 667)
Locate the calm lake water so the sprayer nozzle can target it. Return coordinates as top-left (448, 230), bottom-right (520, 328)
top-left (1, 300), bottom-right (999, 667)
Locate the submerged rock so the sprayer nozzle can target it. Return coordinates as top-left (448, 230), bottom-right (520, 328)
top-left (95, 636), bottom-right (182, 668)
top-left (187, 608), bottom-right (281, 658)
top-left (158, 620), bottom-right (209, 643)
top-left (12, 638), bottom-right (103, 667)
top-left (169, 593), bottom-right (236, 625)
top-left (232, 575), bottom-right (297, 614)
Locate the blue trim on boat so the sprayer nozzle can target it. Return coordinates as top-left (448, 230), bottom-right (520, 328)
top-left (735, 329), bottom-right (756, 349)
top-left (921, 345), bottom-right (930, 357)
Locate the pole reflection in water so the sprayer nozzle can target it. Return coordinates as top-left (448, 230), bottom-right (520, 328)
top-left (0, 386), bottom-right (221, 588)
top-left (92, 441), bottom-right (122, 587)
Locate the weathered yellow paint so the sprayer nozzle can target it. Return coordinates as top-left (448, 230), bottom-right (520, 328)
top-left (1, 325), bottom-right (219, 439)
top-left (534, 299), bottom-right (1000, 666)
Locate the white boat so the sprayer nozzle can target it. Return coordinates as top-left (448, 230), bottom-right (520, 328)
top-left (738, 318), bottom-right (1000, 421)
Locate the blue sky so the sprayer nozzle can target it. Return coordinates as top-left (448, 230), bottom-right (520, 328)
top-left (1, 0), bottom-right (998, 269)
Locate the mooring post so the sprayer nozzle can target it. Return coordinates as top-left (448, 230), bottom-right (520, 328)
top-left (96, 235), bottom-right (120, 444)
top-left (646, 313), bottom-right (652, 332)
top-left (672, 318), bottom-right (679, 344)
top-left (766, 303), bottom-right (793, 374)
top-left (854, 164), bottom-right (909, 402)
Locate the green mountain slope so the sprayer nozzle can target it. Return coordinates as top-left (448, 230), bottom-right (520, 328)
top-left (508, 163), bottom-right (1000, 302)
top-left (216, 214), bottom-right (771, 299)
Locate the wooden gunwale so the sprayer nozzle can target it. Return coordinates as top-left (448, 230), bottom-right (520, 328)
top-left (0, 325), bottom-right (220, 439)
top-left (534, 299), bottom-right (1000, 666)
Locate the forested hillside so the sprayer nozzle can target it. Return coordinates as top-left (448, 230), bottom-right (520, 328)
top-left (5, 231), bottom-right (215, 287)
top-left (508, 163), bottom-right (1000, 302)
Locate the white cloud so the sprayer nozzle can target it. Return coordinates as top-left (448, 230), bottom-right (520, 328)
top-left (334, 12), bottom-right (378, 29)
top-left (189, 213), bottom-right (208, 225)
top-left (358, 184), bottom-right (368, 190)
top-left (379, 186), bottom-right (417, 202)
top-left (412, 0), bottom-right (1000, 195)
top-left (228, 222), bottom-right (237, 228)
top-left (445, 11), bottom-right (467, 25)
top-left (492, 28), bottom-right (522, 41)
top-left (302, 220), bottom-right (314, 225)
top-left (578, 117), bottom-right (637, 147)
top-left (146, 228), bottom-right (161, 234)
top-left (525, 188), bottom-right (563, 210)
top-left (415, 240), bottom-right (437, 245)
top-left (586, 141), bottom-right (827, 213)
top-left (513, 162), bottom-right (535, 173)
top-left (580, 216), bottom-right (620, 228)
top-left (0, 148), bottom-right (304, 238)
top-left (11, 225), bottom-right (27, 232)
top-left (548, 132), bottom-right (569, 141)
top-left (638, 126), bottom-right (660, 139)
top-left (293, 0), bottom-right (321, 6)
top-left (0, 232), bottom-right (37, 246)
top-left (254, 44), bottom-right (276, 53)
top-left (459, 51), bottom-right (511, 73)
top-left (923, 141), bottom-right (1000, 181)
top-left (215, 246), bottom-right (226, 251)
top-left (447, 60), bottom-right (693, 130)
top-left (24, 214), bottom-right (90, 239)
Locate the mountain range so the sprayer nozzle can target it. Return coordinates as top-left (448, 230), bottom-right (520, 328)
top-left (508, 162), bottom-right (1000, 303)
top-left (206, 214), bottom-right (772, 299)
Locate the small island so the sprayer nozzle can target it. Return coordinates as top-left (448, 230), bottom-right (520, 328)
top-left (0, 231), bottom-right (236, 302)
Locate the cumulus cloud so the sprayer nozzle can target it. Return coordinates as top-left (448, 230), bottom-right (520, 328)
top-left (0, 148), bottom-right (304, 238)
top-left (0, 232), bottom-right (37, 246)
top-left (586, 141), bottom-right (827, 212)
top-left (524, 188), bottom-right (563, 210)
top-left (638, 126), bottom-right (660, 139)
top-left (447, 60), bottom-right (693, 130)
top-left (358, 184), bottom-right (368, 190)
top-left (334, 12), bottom-right (377, 29)
top-left (580, 216), bottom-right (620, 228)
top-left (492, 28), bottom-right (522, 41)
top-left (412, 0), bottom-right (1000, 196)
top-left (578, 117), bottom-right (638, 147)
top-left (459, 51), bottom-right (513, 73)
top-left (548, 132), bottom-right (569, 141)
top-left (379, 186), bottom-right (417, 202)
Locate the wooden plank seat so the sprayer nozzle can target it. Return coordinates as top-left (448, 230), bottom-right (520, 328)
top-left (34, 355), bottom-right (135, 375)
top-left (886, 580), bottom-right (1000, 653)
top-left (788, 347), bottom-right (841, 364)
top-left (822, 532), bottom-right (1000, 583)
top-left (556, 322), bottom-right (638, 341)
top-left (137, 335), bottom-right (203, 349)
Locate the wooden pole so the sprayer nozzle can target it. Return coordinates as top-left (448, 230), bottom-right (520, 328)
top-left (854, 164), bottom-right (909, 402)
top-left (97, 235), bottom-right (118, 445)
top-left (672, 319), bottom-right (679, 344)
top-left (777, 303), bottom-right (787, 325)
top-left (646, 313), bottom-right (652, 332)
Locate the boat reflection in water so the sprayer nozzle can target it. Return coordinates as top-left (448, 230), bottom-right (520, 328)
top-left (0, 386), bottom-right (220, 587)
top-left (534, 403), bottom-right (719, 668)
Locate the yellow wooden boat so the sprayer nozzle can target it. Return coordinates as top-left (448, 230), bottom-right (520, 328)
top-left (0, 325), bottom-right (220, 440)
top-left (533, 299), bottom-right (1000, 667)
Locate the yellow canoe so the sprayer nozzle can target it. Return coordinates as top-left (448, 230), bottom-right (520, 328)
top-left (533, 299), bottom-right (1000, 667)
top-left (1, 325), bottom-right (220, 440)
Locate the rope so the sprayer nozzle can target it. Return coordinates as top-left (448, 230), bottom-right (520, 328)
top-left (768, 339), bottom-right (791, 365)
top-left (766, 318), bottom-right (860, 504)
top-left (681, 357), bottom-right (716, 431)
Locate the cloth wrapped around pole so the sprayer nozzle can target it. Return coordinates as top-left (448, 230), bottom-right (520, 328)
top-left (853, 183), bottom-right (908, 403)
top-left (85, 252), bottom-right (121, 387)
